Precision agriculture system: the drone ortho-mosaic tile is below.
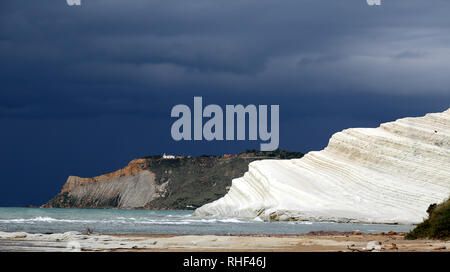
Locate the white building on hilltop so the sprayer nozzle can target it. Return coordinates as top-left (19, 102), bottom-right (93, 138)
top-left (162, 153), bottom-right (176, 159)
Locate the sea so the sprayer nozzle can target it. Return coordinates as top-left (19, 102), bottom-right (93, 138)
top-left (0, 208), bottom-right (415, 235)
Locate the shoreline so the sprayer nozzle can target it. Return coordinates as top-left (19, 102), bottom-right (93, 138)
top-left (1, 207), bottom-right (416, 227)
top-left (0, 231), bottom-right (448, 252)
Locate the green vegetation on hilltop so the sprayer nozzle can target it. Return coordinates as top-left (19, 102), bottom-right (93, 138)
top-left (239, 149), bottom-right (304, 159)
top-left (143, 149), bottom-right (304, 160)
top-left (406, 198), bottom-right (450, 240)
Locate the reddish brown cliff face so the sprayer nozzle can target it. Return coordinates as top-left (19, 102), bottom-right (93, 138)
top-left (61, 159), bottom-right (150, 193)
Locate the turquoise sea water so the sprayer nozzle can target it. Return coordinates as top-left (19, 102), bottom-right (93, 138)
top-left (0, 208), bottom-right (415, 235)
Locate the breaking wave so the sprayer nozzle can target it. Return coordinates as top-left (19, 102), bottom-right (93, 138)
top-left (0, 208), bottom-right (415, 235)
top-left (0, 216), bottom-right (248, 225)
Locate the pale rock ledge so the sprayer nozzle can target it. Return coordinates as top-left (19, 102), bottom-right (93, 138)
top-left (194, 109), bottom-right (450, 224)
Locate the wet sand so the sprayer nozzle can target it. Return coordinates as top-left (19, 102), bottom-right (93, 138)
top-left (0, 231), bottom-right (448, 252)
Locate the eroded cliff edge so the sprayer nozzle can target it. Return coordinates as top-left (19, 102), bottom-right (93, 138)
top-left (43, 150), bottom-right (303, 209)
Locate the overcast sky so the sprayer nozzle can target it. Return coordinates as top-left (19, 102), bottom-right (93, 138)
top-left (1, 0), bottom-right (449, 206)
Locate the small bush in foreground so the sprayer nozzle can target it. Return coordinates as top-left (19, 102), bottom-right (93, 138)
top-left (406, 198), bottom-right (450, 240)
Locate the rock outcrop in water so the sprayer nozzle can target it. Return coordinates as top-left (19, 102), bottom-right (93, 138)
top-left (195, 109), bottom-right (450, 224)
top-left (43, 150), bottom-right (303, 209)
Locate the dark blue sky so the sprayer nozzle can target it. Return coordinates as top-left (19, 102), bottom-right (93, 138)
top-left (0, 0), bottom-right (449, 206)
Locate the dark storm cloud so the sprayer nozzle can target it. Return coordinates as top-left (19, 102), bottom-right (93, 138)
top-left (1, 0), bottom-right (450, 120)
top-left (392, 50), bottom-right (429, 59)
top-left (0, 0), bottom-right (450, 125)
top-left (1, 0), bottom-right (450, 206)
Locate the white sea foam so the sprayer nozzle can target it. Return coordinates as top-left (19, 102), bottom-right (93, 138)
top-left (0, 217), bottom-right (98, 224)
top-left (0, 209), bottom-right (416, 234)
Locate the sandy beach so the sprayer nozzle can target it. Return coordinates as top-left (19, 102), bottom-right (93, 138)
top-left (0, 231), bottom-right (448, 252)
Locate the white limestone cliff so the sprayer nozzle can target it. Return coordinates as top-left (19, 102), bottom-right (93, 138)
top-left (194, 109), bottom-right (450, 224)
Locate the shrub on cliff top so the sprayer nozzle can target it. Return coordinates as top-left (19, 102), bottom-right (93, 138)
top-left (406, 198), bottom-right (450, 240)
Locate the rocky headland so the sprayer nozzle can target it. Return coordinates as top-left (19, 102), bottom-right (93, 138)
top-left (43, 150), bottom-right (303, 210)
